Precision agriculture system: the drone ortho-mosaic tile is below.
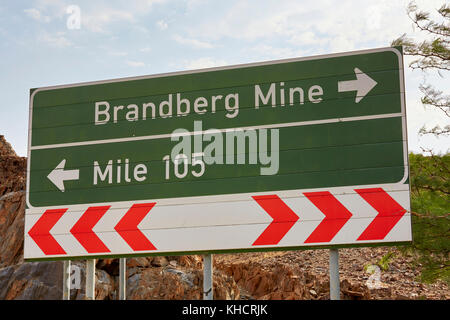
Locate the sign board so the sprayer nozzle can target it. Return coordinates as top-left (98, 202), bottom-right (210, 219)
top-left (25, 47), bottom-right (412, 260)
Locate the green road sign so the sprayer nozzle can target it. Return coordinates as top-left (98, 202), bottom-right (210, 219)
top-left (27, 47), bottom-right (407, 209)
top-left (25, 47), bottom-right (412, 260)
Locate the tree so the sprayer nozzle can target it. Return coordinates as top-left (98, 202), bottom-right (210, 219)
top-left (408, 153), bottom-right (449, 283)
top-left (392, 1), bottom-right (449, 136)
top-left (391, 2), bottom-right (449, 284)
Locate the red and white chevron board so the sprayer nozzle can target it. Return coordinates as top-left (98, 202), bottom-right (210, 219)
top-left (24, 183), bottom-right (412, 259)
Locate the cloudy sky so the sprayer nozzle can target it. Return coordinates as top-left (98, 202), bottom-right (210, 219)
top-left (0, 0), bottom-right (448, 156)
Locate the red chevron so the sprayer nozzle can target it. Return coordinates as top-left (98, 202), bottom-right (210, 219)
top-left (356, 188), bottom-right (407, 240)
top-left (114, 203), bottom-right (157, 251)
top-left (304, 191), bottom-right (352, 243)
top-left (252, 195), bottom-right (299, 246)
top-left (28, 209), bottom-right (67, 255)
top-left (70, 206), bottom-right (110, 253)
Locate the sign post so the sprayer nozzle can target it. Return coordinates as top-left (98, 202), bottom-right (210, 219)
top-left (203, 254), bottom-right (213, 300)
top-left (119, 258), bottom-right (126, 300)
top-left (329, 249), bottom-right (340, 300)
top-left (86, 259), bottom-right (95, 300)
top-left (62, 260), bottom-right (71, 300)
top-left (24, 47), bottom-right (412, 300)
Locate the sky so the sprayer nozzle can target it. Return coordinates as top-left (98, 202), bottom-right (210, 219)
top-left (0, 0), bottom-right (448, 157)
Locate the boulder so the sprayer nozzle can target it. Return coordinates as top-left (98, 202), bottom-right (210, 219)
top-left (0, 262), bottom-right (63, 300)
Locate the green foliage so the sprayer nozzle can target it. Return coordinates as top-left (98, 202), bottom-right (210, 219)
top-left (391, 2), bottom-right (449, 72)
top-left (377, 252), bottom-right (396, 272)
top-left (392, 1), bottom-right (449, 284)
top-left (363, 263), bottom-right (378, 275)
top-left (363, 251), bottom-right (396, 275)
top-left (407, 152), bottom-right (450, 284)
top-left (391, 1), bottom-right (449, 136)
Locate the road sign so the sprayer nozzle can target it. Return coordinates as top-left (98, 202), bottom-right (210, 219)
top-left (25, 47), bottom-right (412, 260)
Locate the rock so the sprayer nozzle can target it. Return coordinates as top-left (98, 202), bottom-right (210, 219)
top-left (167, 255), bottom-right (203, 268)
top-left (0, 266), bottom-right (15, 298)
top-left (0, 262), bottom-right (64, 300)
top-left (151, 256), bottom-right (169, 267)
top-left (127, 257), bottom-right (151, 268)
top-left (0, 136), bottom-right (26, 197)
top-left (95, 269), bottom-right (114, 300)
top-left (0, 136), bottom-right (18, 158)
top-left (254, 275), bottom-right (272, 297)
top-left (126, 267), bottom-right (239, 300)
top-left (166, 268), bottom-right (194, 287)
top-left (169, 260), bottom-right (177, 267)
top-left (126, 274), bottom-right (142, 297)
top-left (127, 268), bottom-right (191, 300)
top-left (128, 267), bottom-right (139, 277)
top-left (0, 191), bottom-right (25, 268)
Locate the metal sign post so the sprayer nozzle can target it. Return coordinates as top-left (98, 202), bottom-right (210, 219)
top-left (119, 258), bottom-right (126, 300)
top-left (203, 254), bottom-right (213, 300)
top-left (329, 249), bottom-right (340, 300)
top-left (86, 259), bottom-right (95, 300)
top-left (62, 260), bottom-right (71, 300)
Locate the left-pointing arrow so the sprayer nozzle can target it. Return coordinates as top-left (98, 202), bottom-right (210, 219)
top-left (47, 159), bottom-right (79, 192)
top-left (28, 209), bottom-right (67, 255)
top-left (70, 206), bottom-right (111, 253)
top-left (115, 203), bottom-right (157, 251)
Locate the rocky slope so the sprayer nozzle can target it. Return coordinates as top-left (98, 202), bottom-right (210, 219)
top-left (215, 248), bottom-right (449, 300)
top-left (0, 135), bottom-right (448, 300)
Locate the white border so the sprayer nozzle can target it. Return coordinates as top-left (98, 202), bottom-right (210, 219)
top-left (24, 182), bottom-right (412, 259)
top-left (25, 182), bottom-right (409, 214)
top-left (27, 46), bottom-right (409, 209)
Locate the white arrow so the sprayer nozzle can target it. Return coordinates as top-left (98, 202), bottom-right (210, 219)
top-left (47, 159), bottom-right (80, 192)
top-left (338, 67), bottom-right (377, 103)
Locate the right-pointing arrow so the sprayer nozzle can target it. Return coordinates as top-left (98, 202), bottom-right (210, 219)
top-left (338, 67), bottom-right (377, 103)
top-left (304, 191), bottom-right (352, 243)
top-left (356, 188), bottom-right (407, 240)
top-left (252, 195), bottom-right (299, 246)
